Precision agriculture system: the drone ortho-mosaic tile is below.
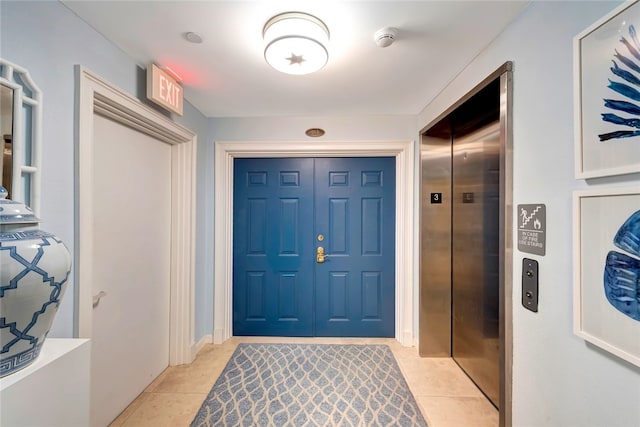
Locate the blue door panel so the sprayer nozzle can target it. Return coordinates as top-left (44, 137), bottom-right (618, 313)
top-left (248, 199), bottom-right (266, 254)
top-left (362, 198), bottom-right (382, 255)
top-left (329, 199), bottom-right (348, 254)
top-left (362, 271), bottom-right (382, 319)
top-left (279, 199), bottom-right (299, 255)
top-left (246, 272), bottom-right (265, 319)
top-left (314, 157), bottom-right (395, 337)
top-left (233, 158), bottom-right (314, 336)
top-left (277, 272), bottom-right (297, 319)
top-left (233, 157), bottom-right (395, 337)
top-left (329, 272), bottom-right (349, 319)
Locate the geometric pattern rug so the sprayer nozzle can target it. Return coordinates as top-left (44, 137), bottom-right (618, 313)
top-left (191, 343), bottom-right (428, 426)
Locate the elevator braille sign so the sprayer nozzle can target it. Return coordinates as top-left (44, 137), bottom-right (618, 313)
top-left (517, 204), bottom-right (546, 256)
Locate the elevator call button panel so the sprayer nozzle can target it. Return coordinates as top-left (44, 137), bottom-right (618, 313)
top-left (522, 258), bottom-right (539, 312)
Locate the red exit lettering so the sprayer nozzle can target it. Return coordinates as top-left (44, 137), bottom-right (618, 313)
top-left (159, 75), bottom-right (182, 108)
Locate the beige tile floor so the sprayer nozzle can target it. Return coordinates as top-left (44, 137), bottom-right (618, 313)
top-left (109, 337), bottom-right (498, 427)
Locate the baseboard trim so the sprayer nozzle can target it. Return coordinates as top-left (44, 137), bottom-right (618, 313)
top-left (402, 330), bottom-right (414, 347)
top-left (192, 334), bottom-right (213, 358)
top-left (213, 329), bottom-right (225, 345)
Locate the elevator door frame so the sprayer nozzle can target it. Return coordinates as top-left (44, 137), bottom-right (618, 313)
top-left (419, 62), bottom-right (513, 427)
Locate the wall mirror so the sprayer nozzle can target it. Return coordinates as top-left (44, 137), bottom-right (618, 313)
top-left (0, 58), bottom-right (41, 214)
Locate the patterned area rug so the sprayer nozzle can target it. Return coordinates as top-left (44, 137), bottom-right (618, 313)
top-left (191, 343), bottom-right (427, 426)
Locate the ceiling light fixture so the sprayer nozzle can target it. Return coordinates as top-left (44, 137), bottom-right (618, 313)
top-left (263, 12), bottom-right (329, 75)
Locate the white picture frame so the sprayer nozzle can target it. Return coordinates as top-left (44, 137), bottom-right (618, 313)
top-left (573, 187), bottom-right (640, 367)
top-left (574, 1), bottom-right (640, 179)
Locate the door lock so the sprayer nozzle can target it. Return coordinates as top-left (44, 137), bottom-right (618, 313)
top-left (316, 246), bottom-right (330, 263)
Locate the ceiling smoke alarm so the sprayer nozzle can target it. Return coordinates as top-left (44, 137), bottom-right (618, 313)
top-left (374, 27), bottom-right (398, 48)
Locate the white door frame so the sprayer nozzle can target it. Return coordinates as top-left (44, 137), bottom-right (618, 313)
top-left (75, 67), bottom-right (197, 365)
top-left (213, 140), bottom-right (415, 346)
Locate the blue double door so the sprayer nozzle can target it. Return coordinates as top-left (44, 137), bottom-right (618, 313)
top-left (233, 157), bottom-right (395, 337)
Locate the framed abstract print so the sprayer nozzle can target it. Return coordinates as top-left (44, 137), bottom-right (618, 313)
top-left (573, 187), bottom-right (640, 367)
top-left (575, 1), bottom-right (640, 179)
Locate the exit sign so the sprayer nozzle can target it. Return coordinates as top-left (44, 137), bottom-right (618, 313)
top-left (146, 63), bottom-right (183, 116)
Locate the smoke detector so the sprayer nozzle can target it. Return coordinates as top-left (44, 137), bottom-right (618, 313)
top-left (374, 27), bottom-right (398, 48)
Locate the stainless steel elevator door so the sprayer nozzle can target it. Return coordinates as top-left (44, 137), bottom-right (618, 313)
top-left (419, 125), bottom-right (452, 357)
top-left (452, 120), bottom-right (500, 408)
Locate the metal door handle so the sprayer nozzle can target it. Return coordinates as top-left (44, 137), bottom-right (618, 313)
top-left (317, 246), bottom-right (330, 263)
top-left (93, 291), bottom-right (107, 308)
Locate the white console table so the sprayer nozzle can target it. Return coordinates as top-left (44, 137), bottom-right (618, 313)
top-left (0, 338), bottom-right (90, 427)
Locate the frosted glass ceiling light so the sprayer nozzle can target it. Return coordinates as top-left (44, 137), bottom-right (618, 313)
top-left (263, 12), bottom-right (329, 75)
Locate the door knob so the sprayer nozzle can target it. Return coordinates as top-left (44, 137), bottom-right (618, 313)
top-left (316, 246), bottom-right (330, 263)
top-left (93, 291), bottom-right (107, 308)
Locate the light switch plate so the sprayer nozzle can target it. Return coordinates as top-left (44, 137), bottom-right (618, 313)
top-left (522, 258), bottom-right (539, 312)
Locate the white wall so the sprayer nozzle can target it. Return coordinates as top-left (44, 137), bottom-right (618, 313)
top-left (210, 115), bottom-right (416, 141)
top-left (417, 1), bottom-right (640, 426)
top-left (0, 1), bottom-right (212, 340)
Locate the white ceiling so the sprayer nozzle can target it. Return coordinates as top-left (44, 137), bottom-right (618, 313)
top-left (62, 1), bottom-right (529, 118)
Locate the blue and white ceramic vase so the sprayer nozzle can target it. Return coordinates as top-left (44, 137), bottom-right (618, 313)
top-left (0, 186), bottom-right (71, 377)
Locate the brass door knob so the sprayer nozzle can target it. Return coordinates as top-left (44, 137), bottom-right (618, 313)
top-left (317, 246), bottom-right (328, 263)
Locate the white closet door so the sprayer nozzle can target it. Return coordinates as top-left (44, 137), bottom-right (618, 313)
top-left (90, 114), bottom-right (172, 427)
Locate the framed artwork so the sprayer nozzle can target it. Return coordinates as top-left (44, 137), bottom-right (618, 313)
top-left (574, 1), bottom-right (640, 179)
top-left (573, 187), bottom-right (640, 367)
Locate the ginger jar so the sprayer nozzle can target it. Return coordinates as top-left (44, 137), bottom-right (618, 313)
top-left (0, 186), bottom-right (71, 377)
